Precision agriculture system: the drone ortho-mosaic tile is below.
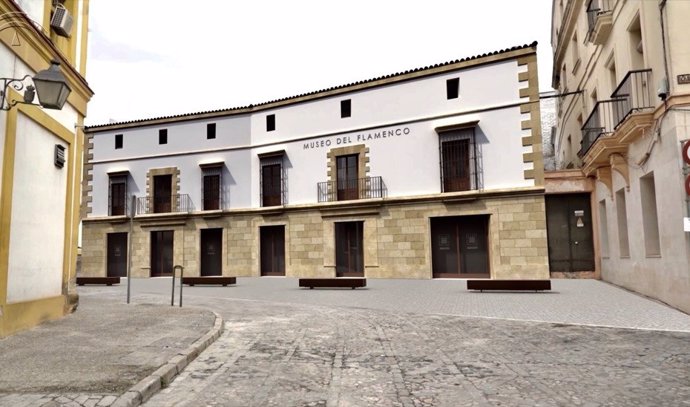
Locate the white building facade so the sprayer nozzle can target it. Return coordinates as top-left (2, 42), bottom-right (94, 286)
top-left (551, 0), bottom-right (690, 313)
top-left (82, 43), bottom-right (548, 281)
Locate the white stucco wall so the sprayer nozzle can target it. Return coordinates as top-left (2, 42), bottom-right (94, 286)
top-left (7, 113), bottom-right (67, 303)
top-left (597, 110), bottom-right (690, 313)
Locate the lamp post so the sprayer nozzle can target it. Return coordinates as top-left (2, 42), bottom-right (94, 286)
top-left (0, 60), bottom-right (71, 111)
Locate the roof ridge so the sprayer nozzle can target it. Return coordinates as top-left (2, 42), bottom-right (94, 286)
top-left (86, 41), bottom-right (537, 130)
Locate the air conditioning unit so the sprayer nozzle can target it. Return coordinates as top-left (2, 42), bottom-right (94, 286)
top-left (50, 4), bottom-right (73, 37)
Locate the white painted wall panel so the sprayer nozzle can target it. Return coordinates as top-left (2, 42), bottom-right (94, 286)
top-left (92, 115), bottom-right (251, 162)
top-left (250, 60), bottom-right (521, 146)
top-left (7, 114), bottom-right (67, 303)
top-left (88, 57), bottom-right (531, 213)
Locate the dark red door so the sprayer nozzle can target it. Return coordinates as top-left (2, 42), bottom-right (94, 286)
top-left (261, 164), bottom-right (282, 207)
top-left (151, 230), bottom-right (173, 277)
top-left (107, 233), bottom-right (128, 277)
top-left (336, 155), bottom-right (358, 200)
top-left (200, 229), bottom-right (222, 276)
top-left (260, 226), bottom-right (285, 276)
top-left (442, 139), bottom-right (471, 192)
top-left (335, 221), bottom-right (364, 277)
top-left (153, 175), bottom-right (172, 213)
top-left (431, 216), bottom-right (489, 278)
top-left (203, 174), bottom-right (220, 210)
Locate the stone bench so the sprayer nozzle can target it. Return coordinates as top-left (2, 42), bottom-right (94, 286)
top-left (76, 277), bottom-right (121, 286)
top-left (467, 279), bottom-right (551, 292)
top-left (299, 278), bottom-right (367, 290)
top-left (181, 276), bottom-right (236, 286)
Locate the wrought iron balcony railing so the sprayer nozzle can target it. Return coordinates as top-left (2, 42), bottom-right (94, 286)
top-left (611, 69), bottom-right (654, 127)
top-left (136, 194), bottom-right (194, 215)
top-left (579, 69), bottom-right (654, 157)
top-left (579, 99), bottom-right (621, 157)
top-left (317, 176), bottom-right (386, 203)
top-left (586, 0), bottom-right (612, 39)
top-left (108, 195), bottom-right (130, 216)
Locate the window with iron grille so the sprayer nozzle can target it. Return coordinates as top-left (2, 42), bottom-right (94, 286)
top-left (439, 127), bottom-right (479, 192)
top-left (109, 174), bottom-right (127, 216)
top-left (202, 166), bottom-right (222, 210)
top-left (260, 156), bottom-right (285, 206)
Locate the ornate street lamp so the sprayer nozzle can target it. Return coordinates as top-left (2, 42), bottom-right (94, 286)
top-left (1, 60), bottom-right (71, 111)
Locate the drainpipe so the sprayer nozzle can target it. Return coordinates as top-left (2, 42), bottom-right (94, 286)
top-left (659, 0), bottom-right (671, 107)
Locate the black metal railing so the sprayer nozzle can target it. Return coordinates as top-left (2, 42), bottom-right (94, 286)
top-left (579, 70), bottom-right (653, 156)
top-left (611, 69), bottom-right (654, 127)
top-left (586, 0), bottom-right (612, 39)
top-left (317, 176), bottom-right (386, 203)
top-left (579, 99), bottom-right (621, 157)
top-left (136, 194), bottom-right (194, 215)
top-left (108, 195), bottom-right (129, 216)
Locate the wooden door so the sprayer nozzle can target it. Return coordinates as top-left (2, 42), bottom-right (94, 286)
top-left (200, 229), bottom-right (222, 276)
top-left (260, 226), bottom-right (285, 276)
top-left (151, 230), bottom-right (173, 277)
top-left (335, 221), bottom-right (364, 277)
top-left (203, 174), bottom-right (220, 210)
top-left (153, 175), bottom-right (172, 213)
top-left (110, 181), bottom-right (126, 216)
top-left (261, 164), bottom-right (282, 206)
top-left (336, 155), bottom-right (359, 200)
top-left (546, 194), bottom-right (595, 272)
top-left (431, 216), bottom-right (489, 278)
top-left (442, 139), bottom-right (471, 192)
top-left (106, 232), bottom-right (128, 277)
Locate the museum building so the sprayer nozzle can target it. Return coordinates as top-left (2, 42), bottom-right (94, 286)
top-left (81, 42), bottom-right (548, 281)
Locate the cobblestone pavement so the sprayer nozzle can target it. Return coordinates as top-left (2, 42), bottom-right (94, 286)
top-left (0, 296), bottom-right (216, 407)
top-left (143, 298), bottom-right (690, 407)
top-left (83, 278), bottom-right (690, 332)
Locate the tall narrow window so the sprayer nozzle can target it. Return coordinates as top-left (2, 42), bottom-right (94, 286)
top-left (628, 16), bottom-right (644, 71)
top-left (340, 99), bottom-right (351, 118)
top-left (207, 123), bottom-right (216, 139)
top-left (446, 78), bottom-right (459, 99)
top-left (153, 174), bottom-right (172, 213)
top-left (615, 188), bottom-right (630, 258)
top-left (640, 172), bottom-right (660, 256)
top-left (440, 127), bottom-right (477, 192)
top-left (266, 114), bottom-right (275, 132)
top-left (115, 134), bottom-right (123, 149)
top-left (336, 154), bottom-right (359, 200)
top-left (599, 199), bottom-right (609, 258)
top-left (108, 174), bottom-right (127, 216)
top-left (201, 164), bottom-right (222, 210)
top-left (259, 151), bottom-right (285, 206)
top-left (159, 129), bottom-right (168, 145)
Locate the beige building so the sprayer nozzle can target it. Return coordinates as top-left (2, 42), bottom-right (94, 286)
top-left (551, 0), bottom-right (690, 312)
top-left (0, 0), bottom-right (93, 337)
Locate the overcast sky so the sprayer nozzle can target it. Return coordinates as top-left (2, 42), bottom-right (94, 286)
top-left (84, 0), bottom-right (554, 126)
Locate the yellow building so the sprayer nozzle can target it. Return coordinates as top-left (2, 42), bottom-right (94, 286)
top-left (0, 0), bottom-right (93, 337)
top-left (551, 0), bottom-right (690, 313)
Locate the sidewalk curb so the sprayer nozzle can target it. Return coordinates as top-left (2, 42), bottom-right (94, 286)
top-left (112, 310), bottom-right (224, 407)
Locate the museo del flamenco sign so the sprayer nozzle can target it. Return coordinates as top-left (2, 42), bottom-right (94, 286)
top-left (302, 126), bottom-right (412, 150)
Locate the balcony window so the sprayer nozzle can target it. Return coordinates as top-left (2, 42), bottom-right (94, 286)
top-left (153, 174), bottom-right (172, 213)
top-left (337, 154), bottom-right (359, 201)
top-left (201, 165), bottom-right (222, 210)
top-left (439, 127), bottom-right (478, 192)
top-left (586, 0), bottom-right (613, 44)
top-left (258, 151), bottom-right (285, 207)
top-left (108, 173), bottom-right (127, 216)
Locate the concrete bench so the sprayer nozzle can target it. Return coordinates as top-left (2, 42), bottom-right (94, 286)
top-left (467, 279), bottom-right (551, 292)
top-left (299, 278), bottom-right (367, 290)
top-left (76, 277), bottom-right (121, 286)
top-left (182, 276), bottom-right (236, 286)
